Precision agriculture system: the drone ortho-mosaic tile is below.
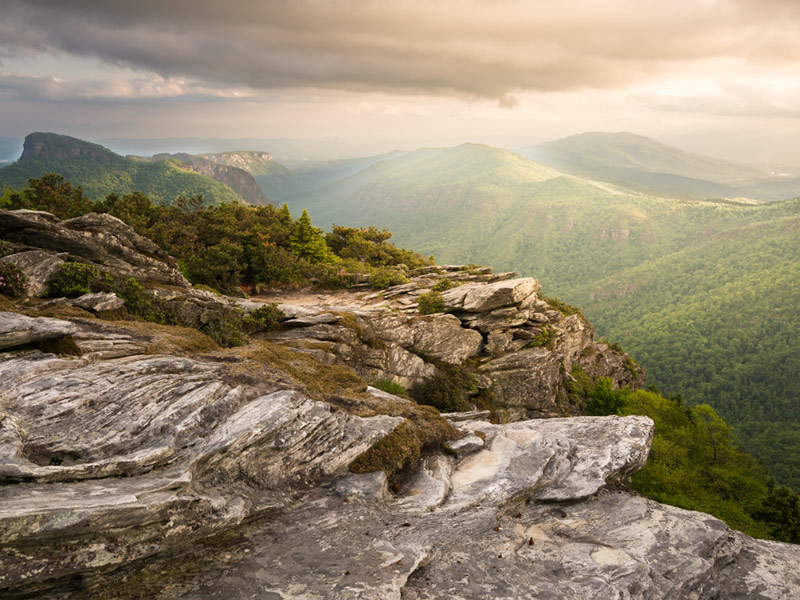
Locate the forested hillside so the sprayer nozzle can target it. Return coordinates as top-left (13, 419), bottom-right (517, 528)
top-left (234, 142), bottom-right (800, 489)
top-left (521, 131), bottom-right (800, 201)
top-left (0, 133), bottom-right (244, 206)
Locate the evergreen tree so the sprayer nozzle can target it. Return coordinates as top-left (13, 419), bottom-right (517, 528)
top-left (290, 209), bottom-right (335, 263)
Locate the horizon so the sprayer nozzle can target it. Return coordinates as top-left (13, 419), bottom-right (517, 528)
top-left (2, 1), bottom-right (800, 168)
top-left (0, 129), bottom-right (789, 168)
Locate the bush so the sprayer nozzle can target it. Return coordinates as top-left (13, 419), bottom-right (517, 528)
top-left (242, 303), bottom-right (285, 333)
top-left (201, 311), bottom-right (247, 348)
top-left (116, 278), bottom-right (177, 325)
top-left (417, 291), bottom-right (445, 315)
top-left (0, 241), bottom-right (13, 258)
top-left (524, 325), bottom-right (556, 350)
top-left (415, 365), bottom-right (476, 413)
top-left (46, 262), bottom-right (100, 298)
top-left (372, 378), bottom-right (407, 396)
top-left (586, 377), bottom-right (629, 416)
top-left (0, 262), bottom-right (27, 297)
top-left (431, 279), bottom-right (453, 292)
top-left (370, 266), bottom-right (409, 290)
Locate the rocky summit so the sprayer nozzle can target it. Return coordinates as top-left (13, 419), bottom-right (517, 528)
top-left (0, 209), bottom-right (798, 599)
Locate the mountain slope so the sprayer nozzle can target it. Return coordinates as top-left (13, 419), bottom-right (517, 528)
top-left (202, 149), bottom-right (407, 204)
top-left (153, 152), bottom-right (269, 205)
top-left (280, 142), bottom-right (800, 489)
top-left (0, 133), bottom-right (244, 206)
top-left (521, 131), bottom-right (800, 201)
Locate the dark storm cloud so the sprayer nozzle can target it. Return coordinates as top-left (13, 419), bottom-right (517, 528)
top-left (2, 0), bottom-right (800, 103)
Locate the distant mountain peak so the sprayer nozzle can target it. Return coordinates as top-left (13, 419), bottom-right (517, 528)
top-left (20, 132), bottom-right (117, 162)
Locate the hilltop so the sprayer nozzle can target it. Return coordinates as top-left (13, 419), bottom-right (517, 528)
top-left (522, 131), bottom-right (800, 201)
top-left (0, 133), bottom-right (262, 206)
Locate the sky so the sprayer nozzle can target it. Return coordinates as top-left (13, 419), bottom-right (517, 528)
top-left (2, 0), bottom-right (800, 164)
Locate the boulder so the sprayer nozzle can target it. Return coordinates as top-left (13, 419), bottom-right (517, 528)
top-left (70, 292), bottom-right (125, 312)
top-left (0, 250), bottom-right (67, 297)
top-left (445, 415), bottom-right (653, 507)
top-left (479, 347), bottom-right (566, 419)
top-left (441, 277), bottom-right (538, 313)
top-left (359, 310), bottom-right (482, 364)
top-left (407, 314), bottom-right (482, 363)
top-left (0, 210), bottom-right (189, 287)
top-left (0, 312), bottom-right (77, 350)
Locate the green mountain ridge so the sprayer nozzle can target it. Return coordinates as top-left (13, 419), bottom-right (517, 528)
top-left (247, 141), bottom-right (800, 489)
top-left (0, 133), bottom-right (247, 206)
top-left (521, 131), bottom-right (800, 202)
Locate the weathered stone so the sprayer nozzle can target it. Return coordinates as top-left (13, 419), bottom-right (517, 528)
top-left (408, 314), bottom-right (482, 363)
top-left (441, 277), bottom-right (538, 313)
top-left (358, 310), bottom-right (482, 364)
top-left (486, 329), bottom-right (514, 355)
top-left (332, 471), bottom-right (389, 502)
top-left (284, 313), bottom-right (342, 327)
top-left (446, 416), bottom-right (653, 507)
top-left (0, 312), bottom-right (77, 350)
top-left (0, 250), bottom-right (67, 297)
top-left (458, 305), bottom-right (532, 332)
top-left (396, 455), bottom-right (452, 512)
top-left (0, 210), bottom-right (188, 287)
top-left (0, 349), bottom-right (402, 592)
top-left (447, 432), bottom-right (485, 457)
top-left (70, 292), bottom-right (125, 312)
top-left (479, 347), bottom-right (565, 419)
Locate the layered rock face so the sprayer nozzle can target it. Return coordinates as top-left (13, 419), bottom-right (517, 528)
top-left (0, 211), bottom-right (798, 598)
top-left (0, 209), bottom-right (188, 288)
top-left (270, 265), bottom-right (645, 419)
top-left (0, 314), bottom-right (797, 598)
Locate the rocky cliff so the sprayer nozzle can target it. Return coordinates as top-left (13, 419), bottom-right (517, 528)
top-left (0, 209), bottom-right (798, 599)
top-left (152, 153), bottom-right (270, 205)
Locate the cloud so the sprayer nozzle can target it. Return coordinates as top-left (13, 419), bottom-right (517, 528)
top-left (2, 0), bottom-right (800, 105)
top-left (0, 71), bottom-right (258, 103)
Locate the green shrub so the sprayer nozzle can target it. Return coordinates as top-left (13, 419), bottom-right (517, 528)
top-left (116, 278), bottom-right (177, 325)
top-left (46, 262), bottom-right (100, 298)
top-left (0, 241), bottom-right (13, 259)
top-left (541, 294), bottom-right (585, 319)
top-left (242, 303), bottom-right (285, 333)
top-left (201, 311), bottom-right (247, 348)
top-left (0, 262), bottom-right (27, 297)
top-left (415, 365), bottom-right (476, 413)
top-left (417, 290), bottom-right (445, 315)
top-left (524, 325), bottom-right (556, 350)
top-left (564, 363), bottom-right (594, 408)
top-left (431, 279), bottom-right (453, 292)
top-left (370, 266), bottom-right (409, 290)
top-left (371, 378), bottom-right (407, 396)
top-left (315, 263), bottom-right (361, 289)
top-left (586, 377), bottom-right (630, 416)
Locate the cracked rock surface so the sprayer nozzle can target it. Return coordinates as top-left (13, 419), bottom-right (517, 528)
top-left (0, 316), bottom-right (797, 599)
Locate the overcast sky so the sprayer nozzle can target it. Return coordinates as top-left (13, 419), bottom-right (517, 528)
top-left (2, 0), bottom-right (800, 164)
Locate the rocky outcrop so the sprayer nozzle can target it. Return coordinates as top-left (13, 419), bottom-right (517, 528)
top-left (0, 331), bottom-right (401, 595)
top-left (0, 311), bottom-right (76, 350)
top-left (0, 210), bottom-right (188, 287)
top-left (1, 319), bottom-right (793, 600)
top-left (0, 249), bottom-right (66, 297)
top-left (2, 212), bottom-right (794, 599)
top-left (264, 266), bottom-right (645, 417)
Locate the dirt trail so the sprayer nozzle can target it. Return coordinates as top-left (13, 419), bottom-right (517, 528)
top-left (252, 287), bottom-right (387, 311)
